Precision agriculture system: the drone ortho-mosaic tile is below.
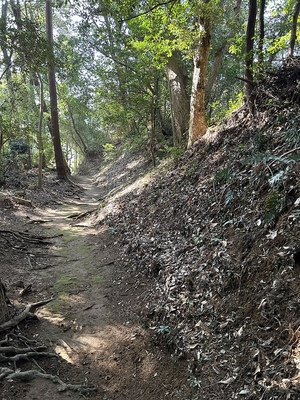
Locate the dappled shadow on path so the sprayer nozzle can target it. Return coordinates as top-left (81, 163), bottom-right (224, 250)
top-left (0, 153), bottom-right (189, 399)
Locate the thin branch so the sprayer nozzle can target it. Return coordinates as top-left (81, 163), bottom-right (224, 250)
top-left (121, 0), bottom-right (179, 22)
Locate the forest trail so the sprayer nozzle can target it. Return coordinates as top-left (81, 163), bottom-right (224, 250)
top-left (1, 158), bottom-right (188, 400)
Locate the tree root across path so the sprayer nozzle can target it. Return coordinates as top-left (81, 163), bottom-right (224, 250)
top-left (0, 229), bottom-right (63, 245)
top-left (0, 368), bottom-right (97, 394)
top-left (0, 297), bottom-right (97, 394)
top-left (0, 298), bottom-right (54, 332)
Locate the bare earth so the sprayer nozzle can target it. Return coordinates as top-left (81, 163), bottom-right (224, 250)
top-left (0, 156), bottom-right (189, 400)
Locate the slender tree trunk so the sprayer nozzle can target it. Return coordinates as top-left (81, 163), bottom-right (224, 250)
top-left (0, 280), bottom-right (10, 324)
top-left (0, 115), bottom-right (3, 152)
top-left (45, 0), bottom-right (68, 179)
top-left (166, 51), bottom-right (190, 146)
top-left (258, 0), bottom-right (266, 67)
top-left (289, 0), bottom-right (300, 57)
top-left (205, 41), bottom-right (229, 106)
top-left (206, 0), bottom-right (242, 106)
top-left (9, 0), bottom-right (21, 21)
top-left (37, 72), bottom-right (44, 189)
top-left (188, 0), bottom-right (211, 148)
top-left (148, 77), bottom-right (160, 167)
top-left (0, 0), bottom-right (12, 81)
top-left (245, 0), bottom-right (257, 114)
top-left (67, 104), bottom-right (88, 153)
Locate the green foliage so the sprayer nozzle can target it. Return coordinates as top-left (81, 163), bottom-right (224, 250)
top-left (157, 325), bottom-right (170, 334)
top-left (263, 191), bottom-right (284, 223)
top-left (128, 2), bottom-right (197, 68)
top-left (226, 92), bottom-right (244, 115)
top-left (214, 167), bottom-right (234, 183)
top-left (8, 19), bottom-right (49, 72)
top-left (244, 151), bottom-right (298, 166)
top-left (286, 115), bottom-right (300, 146)
top-left (9, 139), bottom-right (30, 154)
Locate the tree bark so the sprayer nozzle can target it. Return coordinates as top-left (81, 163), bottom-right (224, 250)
top-left (0, 0), bottom-right (12, 82)
top-left (0, 280), bottom-right (10, 324)
top-left (258, 0), bottom-right (266, 67)
top-left (166, 51), bottom-right (190, 146)
top-left (37, 72), bottom-right (44, 189)
top-left (205, 0), bottom-right (242, 106)
top-left (245, 0), bottom-right (257, 114)
top-left (188, 0), bottom-right (211, 148)
top-left (289, 0), bottom-right (300, 57)
top-left (46, 0), bottom-right (68, 179)
top-left (67, 104), bottom-right (88, 153)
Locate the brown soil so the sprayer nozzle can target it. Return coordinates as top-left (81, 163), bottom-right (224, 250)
top-left (0, 157), bottom-right (190, 400)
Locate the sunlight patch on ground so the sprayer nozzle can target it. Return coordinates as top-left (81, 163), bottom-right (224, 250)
top-left (101, 172), bottom-right (153, 219)
top-left (55, 344), bottom-right (74, 364)
top-left (37, 307), bottom-right (65, 325)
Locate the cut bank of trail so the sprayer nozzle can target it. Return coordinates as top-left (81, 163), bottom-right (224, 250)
top-left (0, 154), bottom-right (190, 400)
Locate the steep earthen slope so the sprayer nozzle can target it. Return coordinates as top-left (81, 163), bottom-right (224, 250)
top-left (108, 58), bottom-right (300, 399)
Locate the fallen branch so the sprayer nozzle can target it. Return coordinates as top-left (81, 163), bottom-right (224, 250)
top-left (0, 367), bottom-right (97, 394)
top-left (0, 298), bottom-right (55, 332)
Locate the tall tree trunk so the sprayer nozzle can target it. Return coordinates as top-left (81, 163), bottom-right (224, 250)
top-left (45, 0), bottom-right (68, 179)
top-left (67, 104), bottom-right (88, 153)
top-left (9, 0), bottom-right (21, 21)
top-left (258, 0), bottom-right (266, 67)
top-left (188, 0), bottom-right (212, 148)
top-left (0, 0), bottom-right (12, 81)
top-left (205, 0), bottom-right (242, 106)
top-left (289, 0), bottom-right (300, 57)
top-left (245, 0), bottom-right (257, 114)
top-left (166, 51), bottom-right (190, 146)
top-left (37, 72), bottom-right (44, 189)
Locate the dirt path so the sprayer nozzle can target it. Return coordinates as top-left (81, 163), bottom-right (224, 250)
top-left (1, 163), bottom-right (189, 399)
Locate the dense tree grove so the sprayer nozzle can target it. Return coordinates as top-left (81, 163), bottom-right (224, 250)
top-left (0, 0), bottom-right (298, 181)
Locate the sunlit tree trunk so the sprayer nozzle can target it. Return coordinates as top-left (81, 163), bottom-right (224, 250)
top-left (46, 0), bottom-right (68, 179)
top-left (245, 0), bottom-right (257, 114)
top-left (289, 0), bottom-right (300, 57)
top-left (188, 0), bottom-right (211, 148)
top-left (166, 51), bottom-right (190, 146)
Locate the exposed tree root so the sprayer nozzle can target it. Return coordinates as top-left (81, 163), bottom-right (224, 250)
top-left (0, 367), bottom-right (97, 394)
top-left (67, 209), bottom-right (96, 220)
top-left (0, 351), bottom-right (57, 363)
top-left (0, 229), bottom-right (62, 244)
top-left (0, 297), bottom-right (54, 332)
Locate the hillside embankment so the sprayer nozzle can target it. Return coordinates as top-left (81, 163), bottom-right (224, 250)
top-left (106, 57), bottom-right (300, 399)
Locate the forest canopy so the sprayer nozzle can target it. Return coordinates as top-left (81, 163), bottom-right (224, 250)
top-left (0, 0), bottom-right (299, 182)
